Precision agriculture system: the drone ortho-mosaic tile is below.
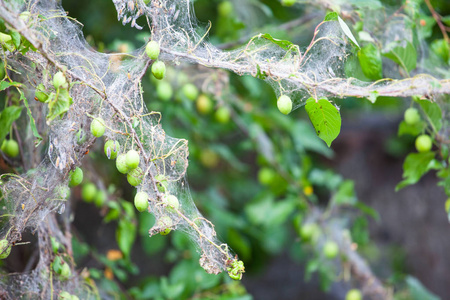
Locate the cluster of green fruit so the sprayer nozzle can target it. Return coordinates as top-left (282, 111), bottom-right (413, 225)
top-left (146, 40), bottom-right (166, 80)
top-left (404, 107), bottom-right (433, 153)
top-left (1, 138), bottom-right (19, 158)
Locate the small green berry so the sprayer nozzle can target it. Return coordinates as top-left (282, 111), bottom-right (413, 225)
top-left (0, 239), bottom-right (11, 259)
top-left (182, 83), bottom-right (199, 101)
top-left (146, 40), bottom-right (160, 60)
top-left (158, 216), bottom-right (173, 235)
top-left (156, 81), bottom-right (173, 101)
top-left (215, 106), bottom-right (231, 123)
top-left (163, 194), bottom-right (180, 212)
top-left (57, 185), bottom-right (71, 199)
top-left (127, 167), bottom-right (144, 186)
top-left (53, 71), bottom-right (67, 89)
top-left (134, 191), bottom-right (149, 212)
top-left (35, 84), bottom-right (48, 103)
top-left (116, 153), bottom-right (130, 174)
top-left (258, 167), bottom-right (275, 186)
top-left (94, 190), bottom-right (107, 207)
top-left (155, 174), bottom-right (168, 192)
top-left (415, 134), bottom-right (432, 153)
top-left (196, 94), bottom-right (213, 115)
top-left (281, 0), bottom-right (296, 6)
top-left (218, 1), bottom-right (233, 16)
top-left (404, 107), bottom-right (421, 125)
top-left (60, 262), bottom-right (71, 280)
top-left (90, 118), bottom-right (106, 137)
top-left (345, 289), bottom-right (362, 300)
top-left (277, 95), bottom-right (292, 115)
top-left (69, 167), bottom-right (83, 187)
top-left (126, 149), bottom-right (140, 169)
top-left (323, 241), bottom-right (339, 259)
top-left (151, 60), bottom-right (166, 80)
top-left (2, 139), bottom-right (19, 158)
top-left (104, 140), bottom-right (120, 159)
top-left (81, 183), bottom-right (97, 203)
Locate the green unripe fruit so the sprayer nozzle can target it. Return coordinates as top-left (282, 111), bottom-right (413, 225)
top-left (404, 107), bottom-right (421, 125)
top-left (182, 83), bottom-right (199, 101)
top-left (126, 149), bottom-right (140, 169)
top-left (71, 296), bottom-right (80, 300)
top-left (60, 262), bottom-right (71, 280)
top-left (81, 183), bottom-right (97, 203)
top-left (258, 167), bottom-right (275, 186)
top-left (277, 95), bottom-right (292, 115)
top-left (163, 194), bottom-right (179, 212)
top-left (0, 239), bottom-right (11, 259)
top-left (90, 118), bottom-right (106, 137)
top-left (94, 190), bottom-right (107, 207)
top-left (127, 167), bottom-right (144, 186)
top-left (151, 60), bottom-right (166, 80)
top-left (281, 0), bottom-right (296, 6)
top-left (218, 1), bottom-right (233, 16)
top-left (323, 241), bottom-right (339, 259)
top-left (134, 191), bottom-right (149, 212)
top-left (155, 174), bottom-right (168, 192)
top-left (75, 129), bottom-right (86, 145)
top-left (345, 289), bottom-right (362, 300)
top-left (146, 40), bottom-right (160, 60)
top-left (215, 106), bottom-right (230, 123)
top-left (156, 81), bottom-right (173, 101)
top-left (69, 167), bottom-right (83, 187)
top-left (200, 149), bottom-right (219, 168)
top-left (415, 134), bottom-right (432, 153)
top-left (53, 71), bottom-right (67, 89)
top-left (59, 291), bottom-right (72, 300)
top-left (3, 139), bottom-right (19, 158)
top-left (0, 32), bottom-right (12, 44)
top-left (35, 84), bottom-right (48, 103)
top-left (300, 223), bottom-right (320, 243)
top-left (157, 216), bottom-right (173, 235)
top-left (196, 94), bottom-right (213, 114)
top-left (57, 185), bottom-right (71, 199)
top-left (104, 140), bottom-right (120, 159)
top-left (116, 154), bottom-right (130, 174)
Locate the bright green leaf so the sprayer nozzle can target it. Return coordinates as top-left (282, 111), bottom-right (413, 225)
top-left (47, 89), bottom-right (73, 123)
top-left (383, 41), bottom-right (417, 73)
top-left (0, 106), bottom-right (22, 145)
top-left (305, 97), bottom-right (341, 147)
top-left (338, 16), bottom-right (360, 48)
top-left (398, 120), bottom-right (426, 137)
top-left (116, 219), bottom-right (136, 258)
top-left (396, 152), bottom-right (436, 191)
top-left (416, 99), bottom-right (443, 132)
top-left (358, 43), bottom-right (383, 80)
top-left (258, 33), bottom-right (295, 51)
top-left (324, 12), bottom-right (338, 22)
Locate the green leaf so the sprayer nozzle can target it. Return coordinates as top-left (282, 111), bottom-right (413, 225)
top-left (383, 41), bottom-right (417, 73)
top-left (431, 39), bottom-right (449, 63)
top-left (358, 43), bottom-right (383, 80)
top-left (338, 16), bottom-right (360, 48)
top-left (9, 31), bottom-right (21, 49)
top-left (0, 81), bottom-right (21, 91)
top-left (396, 152), bottom-right (436, 191)
top-left (255, 64), bottom-right (267, 80)
top-left (116, 218), bottom-right (136, 258)
top-left (258, 33), bottom-right (295, 51)
top-left (46, 89), bottom-right (73, 123)
top-left (324, 12), bottom-right (338, 22)
top-left (305, 97), bottom-right (341, 147)
top-left (333, 180), bottom-right (356, 205)
top-left (290, 121), bottom-right (334, 158)
top-left (0, 106), bottom-right (22, 145)
top-left (406, 276), bottom-right (441, 300)
top-left (17, 89), bottom-right (42, 145)
top-left (416, 99), bottom-right (442, 132)
top-left (398, 120), bottom-right (426, 137)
